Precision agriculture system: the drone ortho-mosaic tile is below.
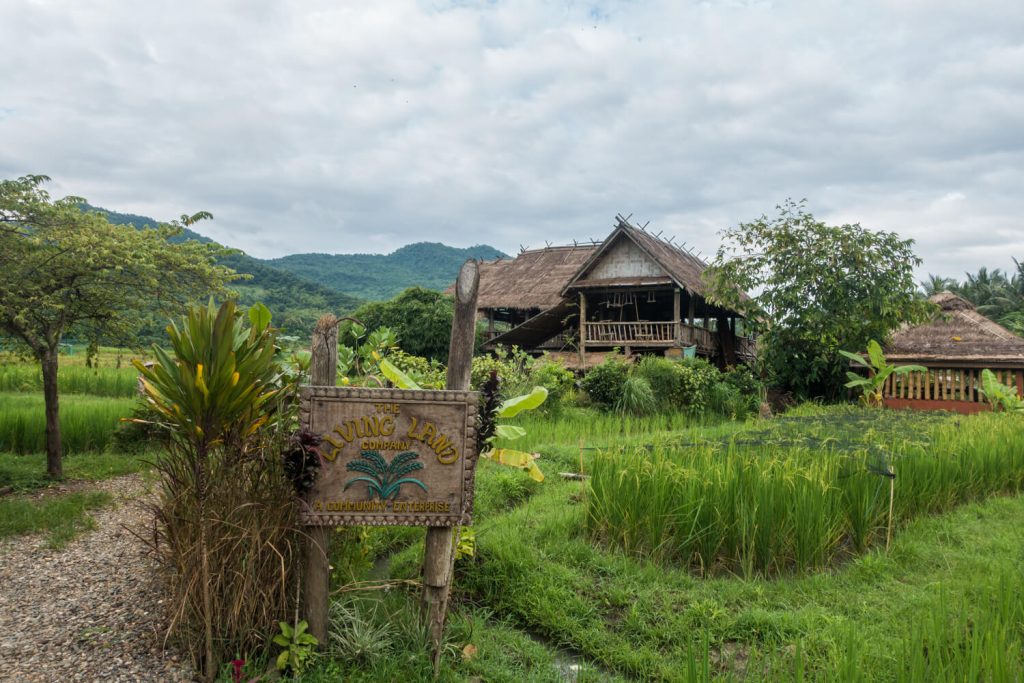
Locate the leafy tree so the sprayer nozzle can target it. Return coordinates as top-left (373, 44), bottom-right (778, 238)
top-left (707, 200), bottom-right (931, 398)
top-left (0, 175), bottom-right (236, 478)
top-left (351, 287), bottom-right (455, 361)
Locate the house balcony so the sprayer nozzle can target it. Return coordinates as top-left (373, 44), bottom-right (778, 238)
top-left (583, 321), bottom-right (716, 352)
top-left (583, 321), bottom-right (757, 360)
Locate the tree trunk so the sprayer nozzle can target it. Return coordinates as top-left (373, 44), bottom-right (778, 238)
top-left (41, 347), bottom-right (63, 480)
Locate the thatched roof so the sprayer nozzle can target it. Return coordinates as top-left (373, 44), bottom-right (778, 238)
top-left (561, 215), bottom-right (712, 296)
top-left (885, 292), bottom-right (1024, 367)
top-left (472, 245), bottom-right (597, 310)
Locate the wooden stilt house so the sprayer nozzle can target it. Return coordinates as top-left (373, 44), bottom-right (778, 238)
top-left (468, 215), bottom-right (755, 368)
top-left (881, 292), bottom-right (1024, 413)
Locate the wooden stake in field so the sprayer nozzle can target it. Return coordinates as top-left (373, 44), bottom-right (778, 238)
top-left (886, 466), bottom-right (896, 552)
top-left (422, 259), bottom-right (479, 673)
top-left (303, 314), bottom-right (338, 645)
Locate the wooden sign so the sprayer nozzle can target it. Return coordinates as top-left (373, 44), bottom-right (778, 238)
top-left (300, 386), bottom-right (479, 527)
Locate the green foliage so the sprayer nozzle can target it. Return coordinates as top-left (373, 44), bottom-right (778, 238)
top-left (0, 364), bottom-right (139, 397)
top-left (273, 619), bottom-right (319, 675)
top-left (587, 408), bottom-right (1024, 576)
top-left (267, 242), bottom-right (507, 302)
top-left (614, 375), bottom-right (657, 416)
top-left (0, 392), bottom-right (136, 454)
top-left (674, 357), bottom-right (722, 415)
top-left (840, 340), bottom-right (926, 406)
top-left (978, 368), bottom-right (1024, 412)
top-left (135, 300), bottom-right (299, 679)
top-left (386, 350), bottom-right (446, 389)
top-left (707, 199), bottom-right (931, 398)
top-left (0, 175), bottom-right (236, 478)
top-left (351, 287), bottom-right (455, 361)
top-left (580, 355), bottom-right (629, 408)
top-left (471, 346), bottom-right (534, 394)
top-left (337, 322), bottom-right (399, 383)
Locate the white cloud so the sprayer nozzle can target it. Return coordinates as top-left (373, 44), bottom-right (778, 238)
top-left (0, 0), bottom-right (1022, 281)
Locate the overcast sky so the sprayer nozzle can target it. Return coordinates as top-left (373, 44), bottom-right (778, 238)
top-left (2, 0), bottom-right (1022, 280)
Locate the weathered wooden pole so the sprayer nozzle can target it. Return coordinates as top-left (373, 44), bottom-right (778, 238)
top-left (304, 313), bottom-right (338, 646)
top-left (423, 259), bottom-right (479, 669)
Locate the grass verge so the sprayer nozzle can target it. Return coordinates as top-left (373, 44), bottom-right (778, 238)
top-left (0, 451), bottom-right (150, 491)
top-left (0, 490), bottom-right (113, 548)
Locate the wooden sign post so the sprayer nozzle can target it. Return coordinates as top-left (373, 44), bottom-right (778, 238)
top-left (300, 260), bottom-right (480, 667)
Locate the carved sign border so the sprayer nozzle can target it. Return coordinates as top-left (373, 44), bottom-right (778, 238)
top-left (299, 386), bottom-right (479, 527)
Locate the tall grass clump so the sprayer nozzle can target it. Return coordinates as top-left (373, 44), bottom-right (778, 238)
top-left (135, 301), bottom-right (300, 682)
top-left (0, 392), bottom-right (136, 454)
top-left (891, 568), bottom-right (1024, 681)
top-left (0, 364), bottom-right (139, 397)
top-left (587, 409), bottom-right (1024, 576)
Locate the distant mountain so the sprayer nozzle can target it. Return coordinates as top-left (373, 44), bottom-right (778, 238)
top-left (86, 205), bottom-right (362, 336)
top-left (267, 242), bottom-right (508, 301)
top-left (85, 205), bottom-right (508, 335)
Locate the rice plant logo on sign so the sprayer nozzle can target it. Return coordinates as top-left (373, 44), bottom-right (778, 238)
top-left (300, 386), bottom-right (479, 527)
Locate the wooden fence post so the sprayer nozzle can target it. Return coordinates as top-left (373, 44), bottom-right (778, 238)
top-left (304, 314), bottom-right (338, 646)
top-left (422, 259), bottom-right (479, 669)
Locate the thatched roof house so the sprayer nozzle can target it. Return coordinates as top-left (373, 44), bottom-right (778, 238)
top-left (880, 292), bottom-right (1024, 412)
top-left (460, 215), bottom-right (754, 368)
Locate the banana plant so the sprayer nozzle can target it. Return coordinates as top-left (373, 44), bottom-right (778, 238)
top-left (979, 369), bottom-right (1024, 412)
top-left (378, 359), bottom-right (547, 481)
top-left (839, 339), bottom-right (926, 407)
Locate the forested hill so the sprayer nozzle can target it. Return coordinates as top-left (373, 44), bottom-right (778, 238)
top-left (85, 205), bottom-right (507, 335)
top-left (86, 205), bottom-right (362, 335)
top-left (266, 242), bottom-right (508, 301)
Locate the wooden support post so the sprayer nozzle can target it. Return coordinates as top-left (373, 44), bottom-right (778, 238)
top-left (578, 292), bottom-right (587, 368)
top-left (688, 294), bottom-right (695, 329)
top-left (487, 309), bottom-right (494, 339)
top-left (422, 260), bottom-right (479, 672)
top-left (303, 314), bottom-right (338, 646)
top-left (673, 288), bottom-right (681, 345)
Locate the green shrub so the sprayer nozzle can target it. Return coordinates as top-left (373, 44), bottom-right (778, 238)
top-left (615, 375), bottom-right (658, 416)
top-left (675, 357), bottom-right (719, 415)
top-left (471, 346), bottom-right (533, 395)
top-left (635, 356), bottom-right (684, 408)
top-left (580, 356), bottom-right (629, 408)
top-left (528, 358), bottom-right (575, 414)
top-left (386, 350), bottom-right (446, 389)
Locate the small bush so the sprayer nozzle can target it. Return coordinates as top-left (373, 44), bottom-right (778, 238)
top-left (580, 356), bottom-right (629, 408)
top-left (615, 375), bottom-right (658, 416)
top-left (635, 356), bottom-right (684, 408)
top-left (471, 346), bottom-right (533, 395)
top-left (528, 358), bottom-right (575, 414)
top-left (675, 357), bottom-right (719, 415)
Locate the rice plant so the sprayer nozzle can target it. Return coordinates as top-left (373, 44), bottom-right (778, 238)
top-left (0, 364), bottom-right (139, 397)
top-left (587, 408), bottom-right (1024, 576)
top-left (0, 392), bottom-right (137, 454)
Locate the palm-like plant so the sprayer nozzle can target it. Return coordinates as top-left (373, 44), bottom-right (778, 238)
top-left (344, 450), bottom-right (427, 500)
top-left (839, 340), bottom-right (926, 407)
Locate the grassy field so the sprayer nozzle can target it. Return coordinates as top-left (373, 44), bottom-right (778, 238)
top-left (0, 364), bottom-right (140, 397)
top-left (277, 406), bottom-right (1024, 682)
top-left (0, 392), bottom-right (138, 454)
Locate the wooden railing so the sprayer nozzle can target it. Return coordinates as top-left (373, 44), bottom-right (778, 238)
top-left (585, 321), bottom-right (677, 344)
top-left (882, 367), bottom-right (1022, 403)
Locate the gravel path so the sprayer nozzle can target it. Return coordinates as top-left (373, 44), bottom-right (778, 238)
top-left (0, 475), bottom-right (195, 682)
